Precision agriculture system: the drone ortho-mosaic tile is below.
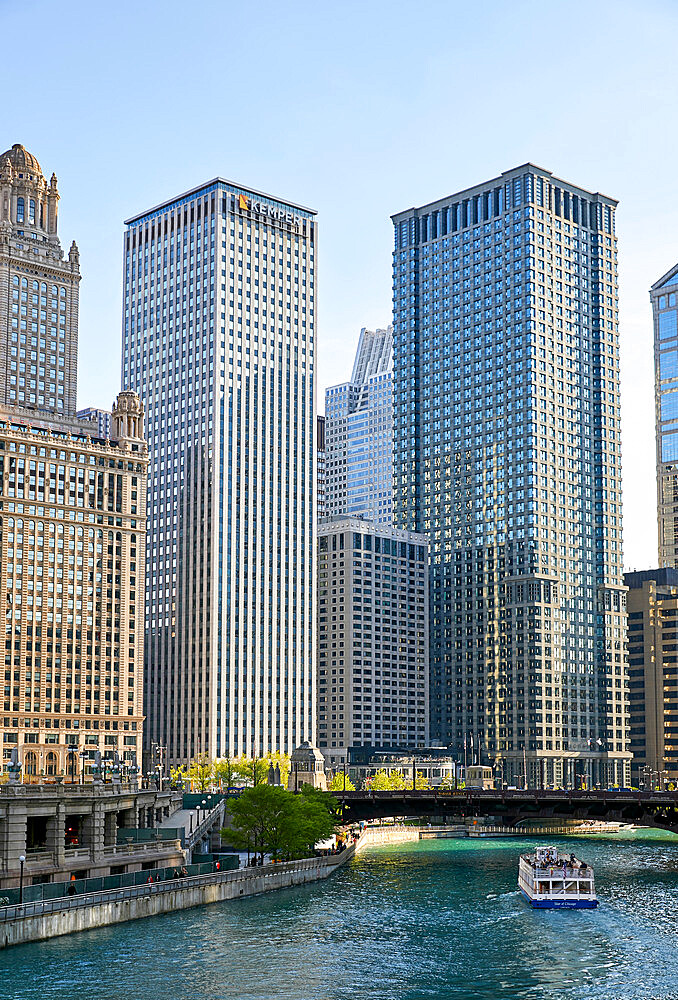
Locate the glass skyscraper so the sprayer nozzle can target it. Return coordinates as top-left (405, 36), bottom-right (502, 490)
top-left (392, 164), bottom-right (630, 787)
top-left (324, 326), bottom-right (393, 524)
top-left (121, 179), bottom-right (317, 764)
top-left (651, 263), bottom-right (678, 568)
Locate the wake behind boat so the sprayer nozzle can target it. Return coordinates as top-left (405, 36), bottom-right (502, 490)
top-left (518, 845), bottom-right (598, 909)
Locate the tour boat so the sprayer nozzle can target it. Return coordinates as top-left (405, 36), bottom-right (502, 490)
top-left (518, 845), bottom-right (598, 909)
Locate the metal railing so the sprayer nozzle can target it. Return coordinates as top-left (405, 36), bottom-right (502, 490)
top-left (0, 845), bottom-right (354, 923)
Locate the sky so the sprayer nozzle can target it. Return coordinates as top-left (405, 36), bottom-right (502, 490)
top-left (3, 0), bottom-right (677, 572)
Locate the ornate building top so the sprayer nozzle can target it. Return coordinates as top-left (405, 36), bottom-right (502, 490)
top-left (0, 143), bottom-right (43, 178)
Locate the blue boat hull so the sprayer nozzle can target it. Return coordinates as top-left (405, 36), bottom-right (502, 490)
top-left (520, 888), bottom-right (598, 909)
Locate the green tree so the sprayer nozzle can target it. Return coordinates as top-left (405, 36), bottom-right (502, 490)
top-left (214, 756), bottom-right (238, 788)
top-left (328, 772), bottom-right (356, 792)
top-left (188, 753), bottom-right (213, 791)
top-left (222, 784), bottom-right (336, 862)
top-left (169, 764), bottom-right (187, 789)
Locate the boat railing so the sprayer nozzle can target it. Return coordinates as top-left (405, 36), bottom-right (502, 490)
top-left (531, 865), bottom-right (593, 878)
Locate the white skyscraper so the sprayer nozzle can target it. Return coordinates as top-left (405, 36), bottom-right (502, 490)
top-left (122, 179), bottom-right (317, 764)
top-left (324, 326), bottom-right (393, 524)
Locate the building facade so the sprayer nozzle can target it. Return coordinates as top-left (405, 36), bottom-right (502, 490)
top-left (625, 568), bottom-right (678, 787)
top-left (317, 414), bottom-right (326, 521)
top-left (392, 164), bottom-right (629, 787)
top-left (0, 142), bottom-right (148, 781)
top-left (121, 179), bottom-right (317, 763)
top-left (651, 264), bottom-right (678, 569)
top-left (0, 143), bottom-right (80, 416)
top-left (0, 396), bottom-right (148, 779)
top-left (317, 516), bottom-right (429, 765)
top-left (324, 326), bottom-right (393, 524)
top-left (77, 406), bottom-right (112, 440)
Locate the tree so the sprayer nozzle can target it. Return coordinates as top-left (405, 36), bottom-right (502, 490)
top-left (222, 784), bottom-right (337, 862)
top-left (328, 772), bottom-right (356, 792)
top-left (214, 756), bottom-right (238, 788)
top-left (169, 764), bottom-right (187, 789)
top-left (365, 768), bottom-right (430, 790)
top-left (188, 753), bottom-right (213, 791)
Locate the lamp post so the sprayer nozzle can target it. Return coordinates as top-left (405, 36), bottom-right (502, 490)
top-left (201, 799), bottom-right (207, 821)
top-left (19, 854), bottom-right (25, 904)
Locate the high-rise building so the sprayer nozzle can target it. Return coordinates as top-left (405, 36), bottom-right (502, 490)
top-left (0, 144), bottom-right (80, 416)
top-left (317, 414), bottom-right (326, 521)
top-left (77, 406), bottom-right (112, 440)
top-left (0, 396), bottom-right (148, 776)
top-left (121, 179), bottom-right (317, 764)
top-left (317, 517), bottom-right (429, 764)
top-left (625, 568), bottom-right (678, 787)
top-left (651, 264), bottom-right (678, 568)
top-left (0, 142), bottom-right (148, 777)
top-left (324, 326), bottom-right (393, 524)
top-left (392, 164), bottom-right (630, 787)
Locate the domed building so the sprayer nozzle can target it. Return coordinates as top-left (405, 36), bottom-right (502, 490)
top-left (0, 142), bottom-right (80, 415)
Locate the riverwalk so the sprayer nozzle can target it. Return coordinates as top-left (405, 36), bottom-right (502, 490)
top-left (0, 844), bottom-right (355, 949)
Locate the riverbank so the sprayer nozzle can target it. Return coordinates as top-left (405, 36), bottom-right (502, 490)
top-left (0, 845), bottom-right (355, 949)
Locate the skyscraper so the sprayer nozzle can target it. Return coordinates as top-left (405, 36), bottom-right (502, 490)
top-left (0, 144), bottom-right (80, 416)
top-left (0, 142), bottom-right (148, 776)
top-left (317, 517), bottom-right (429, 764)
top-left (624, 568), bottom-right (678, 787)
top-left (392, 164), bottom-right (630, 787)
top-left (121, 179), bottom-right (317, 764)
top-left (324, 326), bottom-right (393, 524)
top-left (651, 263), bottom-right (678, 568)
top-left (317, 414), bottom-right (326, 521)
top-left (77, 406), bottom-right (112, 440)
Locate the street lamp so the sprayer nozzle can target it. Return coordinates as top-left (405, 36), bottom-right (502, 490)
top-left (19, 854), bottom-right (25, 904)
top-left (201, 799), bottom-right (207, 820)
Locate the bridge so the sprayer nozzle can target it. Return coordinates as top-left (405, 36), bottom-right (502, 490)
top-left (332, 788), bottom-right (678, 834)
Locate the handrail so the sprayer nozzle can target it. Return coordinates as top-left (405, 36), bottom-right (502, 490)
top-left (0, 846), bottom-right (353, 924)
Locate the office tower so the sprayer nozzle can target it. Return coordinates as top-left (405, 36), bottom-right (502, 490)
top-left (392, 164), bottom-right (630, 787)
top-left (77, 406), bottom-right (112, 440)
top-left (625, 568), bottom-right (678, 786)
top-left (122, 180), bottom-right (317, 763)
top-left (317, 414), bottom-right (326, 521)
top-left (0, 141), bottom-right (148, 778)
top-left (651, 264), bottom-right (678, 568)
top-left (0, 395), bottom-right (148, 776)
top-left (0, 144), bottom-right (80, 415)
top-left (324, 326), bottom-right (393, 524)
top-left (317, 517), bottom-right (429, 764)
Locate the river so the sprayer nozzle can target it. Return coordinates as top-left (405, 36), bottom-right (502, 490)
top-left (4, 830), bottom-right (678, 999)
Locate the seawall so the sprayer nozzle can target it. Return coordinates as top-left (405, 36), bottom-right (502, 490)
top-left (355, 825), bottom-right (422, 849)
top-left (0, 847), bottom-right (354, 949)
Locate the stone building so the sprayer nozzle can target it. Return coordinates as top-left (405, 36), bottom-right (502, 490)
top-left (0, 142), bottom-right (149, 780)
top-left (625, 568), bottom-right (678, 787)
top-left (0, 143), bottom-right (80, 416)
top-left (0, 782), bottom-right (181, 888)
top-left (0, 394), bottom-right (149, 777)
top-left (317, 517), bottom-right (429, 766)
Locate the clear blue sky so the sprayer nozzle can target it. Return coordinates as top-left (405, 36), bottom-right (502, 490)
top-left (4, 0), bottom-right (678, 571)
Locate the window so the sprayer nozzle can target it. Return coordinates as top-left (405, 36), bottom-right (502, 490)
top-left (659, 310), bottom-right (678, 341)
top-left (17, 197), bottom-right (24, 223)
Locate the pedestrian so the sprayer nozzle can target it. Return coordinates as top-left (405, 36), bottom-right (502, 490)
top-left (146, 874), bottom-right (153, 884)
top-left (67, 874), bottom-right (76, 898)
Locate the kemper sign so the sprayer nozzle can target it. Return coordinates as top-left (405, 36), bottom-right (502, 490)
top-left (236, 194), bottom-right (301, 226)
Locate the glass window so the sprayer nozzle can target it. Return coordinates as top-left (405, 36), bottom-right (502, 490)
top-left (660, 350), bottom-right (678, 380)
top-left (659, 310), bottom-right (677, 340)
top-left (662, 432), bottom-right (678, 462)
top-left (661, 391), bottom-right (678, 422)
top-left (17, 197), bottom-right (24, 222)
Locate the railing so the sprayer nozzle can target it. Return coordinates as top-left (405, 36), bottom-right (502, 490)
top-left (0, 846), bottom-right (353, 923)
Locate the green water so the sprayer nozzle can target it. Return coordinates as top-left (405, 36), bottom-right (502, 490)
top-left (4, 831), bottom-right (678, 1000)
